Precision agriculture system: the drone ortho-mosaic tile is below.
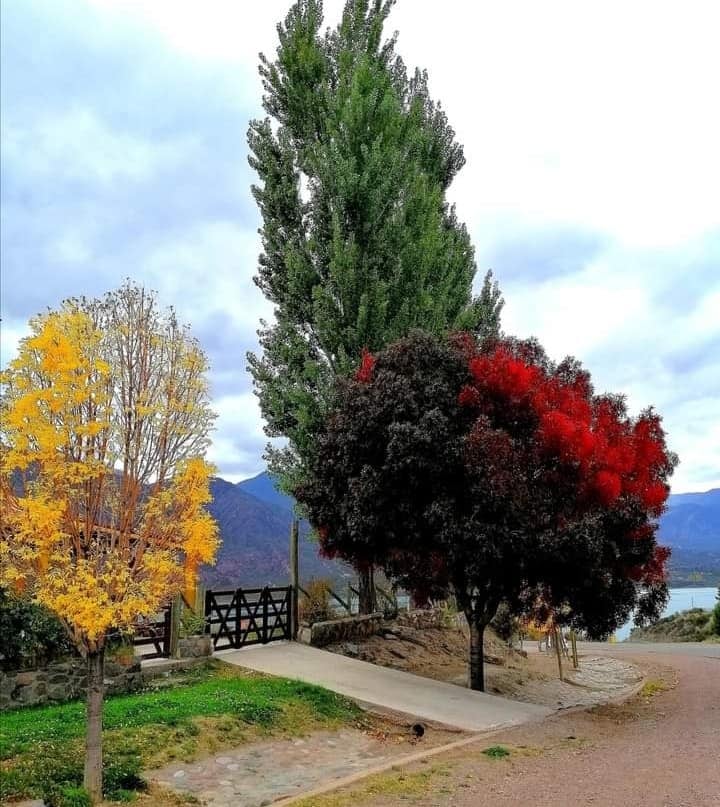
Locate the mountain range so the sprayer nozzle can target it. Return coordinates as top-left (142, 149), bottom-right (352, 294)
top-left (205, 473), bottom-right (720, 589)
top-left (659, 487), bottom-right (720, 586)
top-left (202, 475), bottom-right (351, 589)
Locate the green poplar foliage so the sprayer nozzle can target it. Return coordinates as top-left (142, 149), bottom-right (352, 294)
top-left (247, 0), bottom-right (503, 488)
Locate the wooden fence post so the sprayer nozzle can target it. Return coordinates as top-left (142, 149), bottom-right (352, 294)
top-left (570, 629), bottom-right (579, 669)
top-left (290, 519), bottom-right (299, 639)
top-left (262, 586), bottom-right (270, 644)
top-left (194, 583), bottom-right (206, 617)
top-left (169, 595), bottom-right (182, 659)
top-left (553, 622), bottom-right (564, 682)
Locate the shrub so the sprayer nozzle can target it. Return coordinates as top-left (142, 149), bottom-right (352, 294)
top-left (103, 752), bottom-right (146, 796)
top-left (55, 785), bottom-right (92, 807)
top-left (490, 602), bottom-right (518, 643)
top-left (629, 607), bottom-right (713, 642)
top-left (483, 745), bottom-right (511, 759)
top-left (180, 606), bottom-right (207, 638)
top-left (712, 588), bottom-right (720, 637)
top-left (110, 789), bottom-right (138, 802)
top-left (0, 588), bottom-right (75, 671)
top-left (299, 579), bottom-right (334, 624)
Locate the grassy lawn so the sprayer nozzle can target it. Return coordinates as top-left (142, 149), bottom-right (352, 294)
top-left (0, 660), bottom-right (360, 806)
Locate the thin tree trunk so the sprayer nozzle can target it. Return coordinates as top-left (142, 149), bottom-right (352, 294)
top-left (468, 613), bottom-right (486, 692)
top-left (358, 566), bottom-right (376, 614)
top-left (84, 649), bottom-right (104, 803)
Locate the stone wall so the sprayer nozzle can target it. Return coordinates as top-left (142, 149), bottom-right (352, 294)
top-left (178, 635), bottom-right (212, 658)
top-left (395, 607), bottom-right (460, 631)
top-left (297, 612), bottom-right (384, 647)
top-left (0, 657), bottom-right (143, 711)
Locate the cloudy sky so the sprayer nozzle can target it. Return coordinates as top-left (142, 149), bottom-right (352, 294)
top-left (1, 0), bottom-right (718, 492)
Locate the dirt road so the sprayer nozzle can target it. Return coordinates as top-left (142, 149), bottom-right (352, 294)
top-left (308, 651), bottom-right (720, 807)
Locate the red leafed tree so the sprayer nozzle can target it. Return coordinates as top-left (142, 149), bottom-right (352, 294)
top-left (460, 341), bottom-right (677, 680)
top-left (296, 331), bottom-right (677, 691)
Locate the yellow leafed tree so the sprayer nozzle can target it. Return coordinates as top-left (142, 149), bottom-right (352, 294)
top-left (0, 283), bottom-right (219, 803)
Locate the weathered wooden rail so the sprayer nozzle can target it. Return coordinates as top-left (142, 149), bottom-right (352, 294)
top-left (204, 586), bottom-right (292, 651)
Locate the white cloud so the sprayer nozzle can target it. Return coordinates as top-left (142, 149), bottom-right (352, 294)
top-left (0, 322), bottom-right (25, 369)
top-left (141, 220), bottom-right (271, 335)
top-left (502, 251), bottom-right (720, 492)
top-left (207, 392), bottom-right (269, 481)
top-left (388, 0), bottom-right (720, 248)
top-left (2, 108), bottom-right (194, 187)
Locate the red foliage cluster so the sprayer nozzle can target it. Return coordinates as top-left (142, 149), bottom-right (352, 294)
top-left (628, 545), bottom-right (671, 584)
top-left (355, 348), bottom-right (376, 383)
top-left (468, 347), bottom-right (541, 403)
top-left (460, 342), bottom-right (672, 518)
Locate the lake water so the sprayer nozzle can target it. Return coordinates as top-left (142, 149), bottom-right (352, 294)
top-left (617, 587), bottom-right (718, 641)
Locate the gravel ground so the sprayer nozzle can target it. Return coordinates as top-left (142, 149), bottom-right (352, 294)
top-left (327, 623), bottom-right (644, 711)
top-left (322, 651), bottom-right (720, 807)
top-left (497, 655), bottom-right (643, 710)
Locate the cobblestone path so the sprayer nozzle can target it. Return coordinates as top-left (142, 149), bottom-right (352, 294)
top-left (148, 728), bottom-right (420, 806)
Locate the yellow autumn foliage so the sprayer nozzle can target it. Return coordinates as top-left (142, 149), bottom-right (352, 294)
top-left (1, 290), bottom-right (219, 654)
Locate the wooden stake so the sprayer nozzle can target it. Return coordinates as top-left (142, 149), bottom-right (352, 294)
top-left (290, 518), bottom-right (299, 638)
top-left (169, 594), bottom-right (182, 658)
top-left (553, 622), bottom-right (564, 682)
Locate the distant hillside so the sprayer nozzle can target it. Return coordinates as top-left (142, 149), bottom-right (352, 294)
top-left (14, 468), bottom-right (718, 589)
top-left (202, 476), bottom-right (350, 589)
top-left (628, 607), bottom-right (715, 642)
top-left (661, 489), bottom-right (720, 552)
top-left (209, 475), bottom-right (720, 589)
top-left (237, 471), bottom-right (294, 513)
top-left (661, 488), bottom-right (720, 586)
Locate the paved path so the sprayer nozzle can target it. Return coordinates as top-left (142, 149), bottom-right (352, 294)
top-left (579, 640), bottom-right (720, 658)
top-left (219, 642), bottom-right (551, 732)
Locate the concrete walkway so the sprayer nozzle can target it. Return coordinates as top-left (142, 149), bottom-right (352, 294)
top-left (220, 642), bottom-right (551, 733)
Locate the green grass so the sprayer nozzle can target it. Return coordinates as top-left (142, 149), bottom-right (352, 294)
top-left (0, 662), bottom-right (355, 758)
top-left (482, 745), bottom-right (511, 759)
top-left (0, 661), bottom-right (360, 805)
top-left (294, 765), bottom-right (450, 807)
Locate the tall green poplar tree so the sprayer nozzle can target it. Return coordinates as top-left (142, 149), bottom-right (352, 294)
top-left (247, 0), bottom-right (503, 609)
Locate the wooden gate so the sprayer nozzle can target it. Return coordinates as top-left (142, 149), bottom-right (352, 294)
top-left (204, 586), bottom-right (293, 651)
top-left (132, 606), bottom-right (172, 659)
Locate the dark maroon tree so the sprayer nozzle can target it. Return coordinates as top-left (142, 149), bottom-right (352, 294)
top-left (296, 331), bottom-right (676, 690)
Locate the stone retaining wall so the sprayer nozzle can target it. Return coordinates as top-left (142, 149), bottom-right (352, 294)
top-left (0, 657), bottom-right (143, 711)
top-left (178, 635), bottom-right (213, 658)
top-left (395, 607), bottom-right (459, 631)
top-left (297, 612), bottom-right (384, 647)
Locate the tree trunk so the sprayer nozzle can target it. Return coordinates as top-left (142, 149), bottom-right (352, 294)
top-left (358, 566), bottom-right (376, 614)
top-left (468, 613), bottom-right (486, 692)
top-left (84, 649), bottom-right (104, 803)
